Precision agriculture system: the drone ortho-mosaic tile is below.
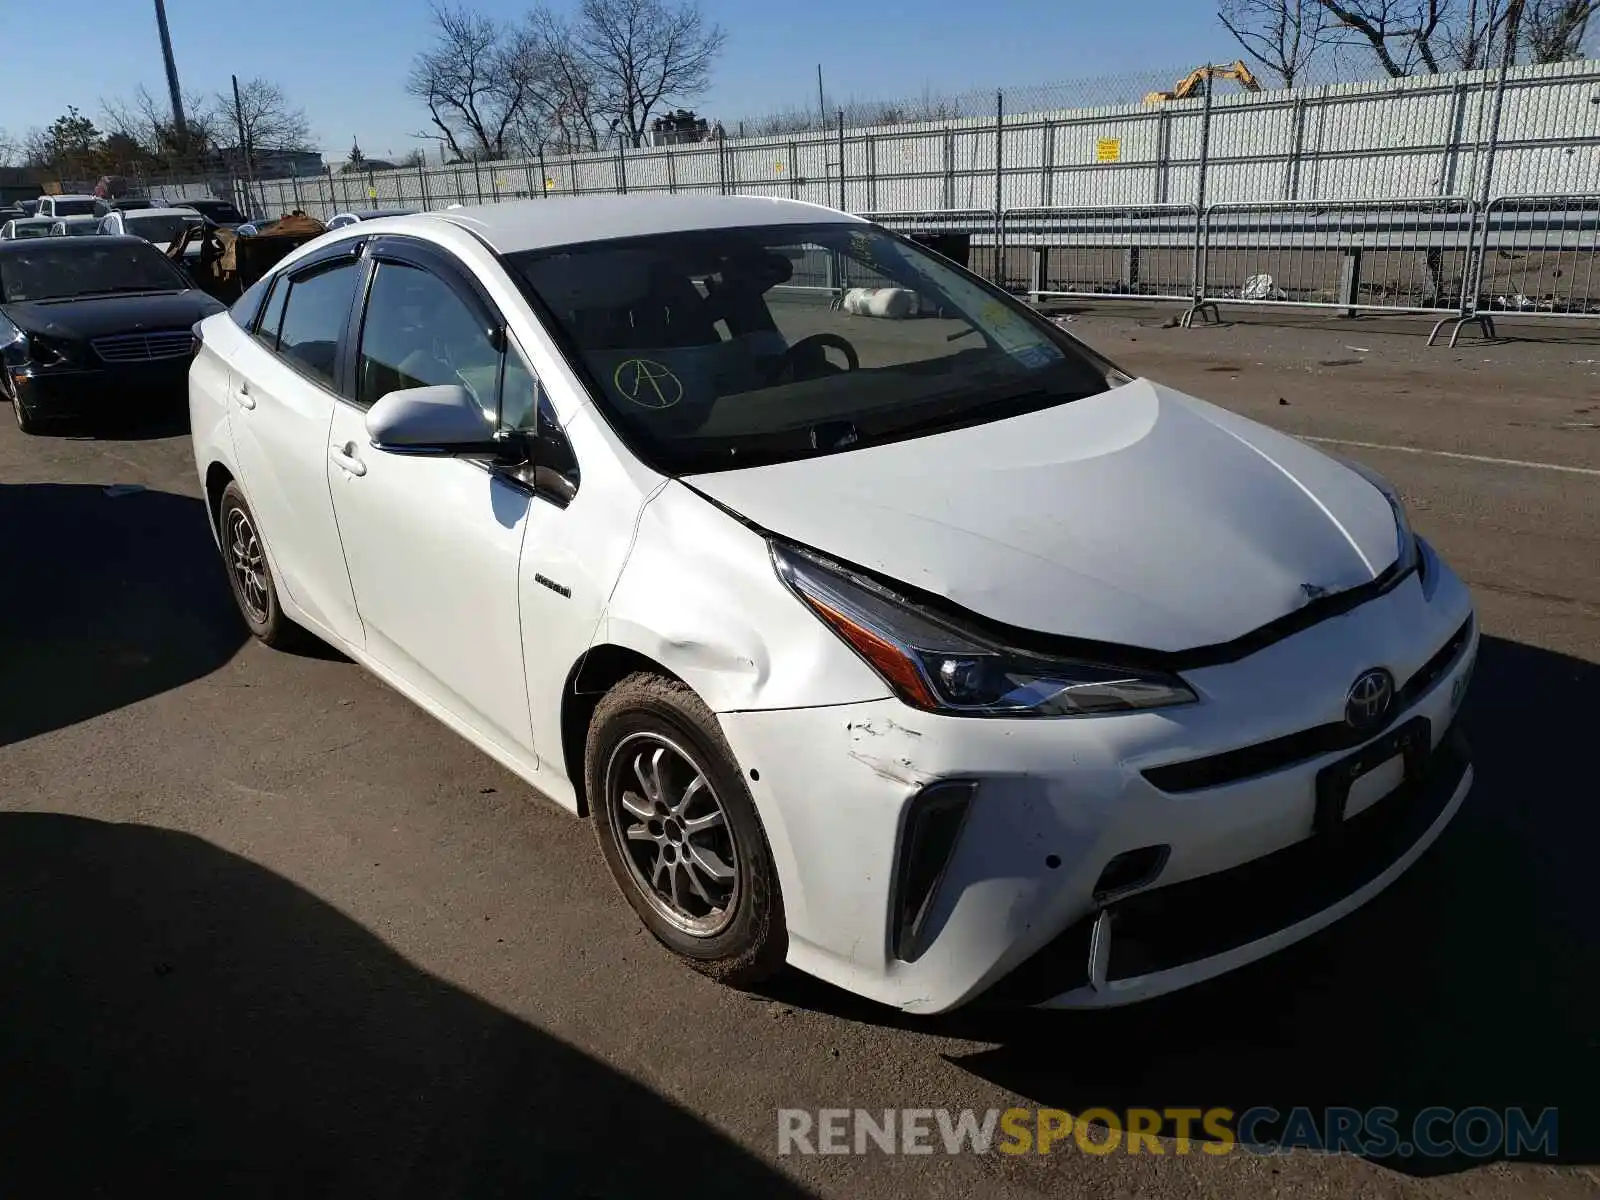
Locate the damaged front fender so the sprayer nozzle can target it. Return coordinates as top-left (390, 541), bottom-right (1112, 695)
top-left (598, 480), bottom-right (890, 713)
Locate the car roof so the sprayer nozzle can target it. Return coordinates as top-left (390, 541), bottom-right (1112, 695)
top-left (428, 195), bottom-right (860, 254)
top-left (54, 214), bottom-right (99, 223)
top-left (122, 207), bottom-right (205, 217)
top-left (44, 194), bottom-right (96, 202)
top-left (9, 217), bottom-right (54, 227)
top-left (0, 233), bottom-right (147, 252)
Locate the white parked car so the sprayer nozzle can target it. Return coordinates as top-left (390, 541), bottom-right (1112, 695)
top-left (97, 207), bottom-right (205, 251)
top-left (49, 215), bottom-right (102, 237)
top-left (189, 196), bottom-right (1477, 1014)
top-left (36, 193), bottom-right (99, 220)
top-left (0, 217), bottom-right (55, 240)
top-left (327, 208), bottom-right (420, 229)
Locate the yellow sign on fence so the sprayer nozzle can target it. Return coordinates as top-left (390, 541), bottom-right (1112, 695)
top-left (1096, 138), bottom-right (1122, 163)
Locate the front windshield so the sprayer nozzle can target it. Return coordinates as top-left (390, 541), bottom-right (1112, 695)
top-left (125, 213), bottom-right (202, 244)
top-left (51, 199), bottom-right (98, 216)
top-left (0, 241), bottom-right (189, 302)
top-left (505, 222), bottom-right (1118, 474)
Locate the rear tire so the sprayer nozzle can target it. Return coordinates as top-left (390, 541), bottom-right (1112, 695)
top-left (587, 673), bottom-right (786, 986)
top-left (217, 482), bottom-right (308, 650)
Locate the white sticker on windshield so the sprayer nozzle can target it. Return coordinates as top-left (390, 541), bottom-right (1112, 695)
top-left (971, 299), bottom-right (1063, 364)
top-left (1012, 343), bottom-right (1064, 369)
top-left (877, 239), bottom-right (1064, 366)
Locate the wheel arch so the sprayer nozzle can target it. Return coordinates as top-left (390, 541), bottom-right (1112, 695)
top-left (203, 461), bottom-right (236, 541)
top-left (560, 643), bottom-right (689, 817)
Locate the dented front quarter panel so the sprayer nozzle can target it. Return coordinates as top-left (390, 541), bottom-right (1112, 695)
top-left (598, 480), bottom-right (891, 713)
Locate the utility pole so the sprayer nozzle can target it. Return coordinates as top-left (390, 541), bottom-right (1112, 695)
top-left (232, 74), bottom-right (255, 218)
top-left (817, 65), bottom-right (826, 127)
top-left (153, 0), bottom-right (189, 154)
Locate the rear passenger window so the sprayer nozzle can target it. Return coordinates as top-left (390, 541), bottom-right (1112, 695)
top-left (230, 275), bottom-right (270, 332)
top-left (255, 277), bottom-right (288, 350)
top-left (276, 261), bottom-right (359, 389)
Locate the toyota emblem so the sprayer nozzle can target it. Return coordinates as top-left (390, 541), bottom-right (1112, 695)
top-left (1345, 668), bottom-right (1395, 730)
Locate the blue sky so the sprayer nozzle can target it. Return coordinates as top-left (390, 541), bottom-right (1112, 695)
top-left (6, 0), bottom-right (1228, 160)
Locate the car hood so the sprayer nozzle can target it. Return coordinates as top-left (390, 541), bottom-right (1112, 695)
top-left (3, 291), bottom-right (223, 341)
top-left (683, 379), bottom-right (1402, 652)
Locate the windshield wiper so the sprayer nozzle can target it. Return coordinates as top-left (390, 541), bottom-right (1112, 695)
top-left (70, 285), bottom-right (181, 297)
top-left (874, 385), bottom-right (1060, 442)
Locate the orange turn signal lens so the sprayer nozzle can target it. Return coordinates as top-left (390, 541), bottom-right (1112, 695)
top-left (806, 596), bottom-right (940, 710)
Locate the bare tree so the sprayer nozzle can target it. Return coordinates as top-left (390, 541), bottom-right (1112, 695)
top-left (406, 3), bottom-right (541, 160)
top-left (223, 78), bottom-right (314, 153)
top-left (573, 0), bottom-right (726, 147)
top-left (0, 127), bottom-right (16, 168)
top-left (1315, 0), bottom-right (1450, 75)
top-left (1522, 0), bottom-right (1600, 58)
top-left (1439, 0), bottom-right (1516, 66)
top-left (515, 7), bottom-right (604, 154)
top-left (1219, 0), bottom-right (1334, 86)
top-left (102, 84), bottom-right (222, 161)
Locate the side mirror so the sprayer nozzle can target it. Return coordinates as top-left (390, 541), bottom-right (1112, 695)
top-left (366, 384), bottom-right (512, 457)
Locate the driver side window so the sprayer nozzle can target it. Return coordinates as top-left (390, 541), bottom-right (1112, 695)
top-left (356, 260), bottom-right (500, 412)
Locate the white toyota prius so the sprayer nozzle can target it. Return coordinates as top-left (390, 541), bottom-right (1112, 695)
top-left (189, 196), bottom-right (1477, 1014)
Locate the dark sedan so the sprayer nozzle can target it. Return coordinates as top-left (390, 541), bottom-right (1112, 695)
top-left (1, 236), bottom-right (226, 433)
top-left (168, 197), bottom-right (249, 228)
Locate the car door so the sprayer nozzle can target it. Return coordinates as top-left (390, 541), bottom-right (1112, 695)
top-left (226, 242), bottom-right (367, 646)
top-left (324, 238), bottom-right (537, 759)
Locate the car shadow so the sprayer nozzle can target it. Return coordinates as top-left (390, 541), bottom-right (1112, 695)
top-left (0, 483), bottom-right (251, 747)
top-left (0, 812), bottom-right (813, 1196)
top-left (60, 404), bottom-right (193, 441)
top-left (759, 634), bottom-right (1598, 1176)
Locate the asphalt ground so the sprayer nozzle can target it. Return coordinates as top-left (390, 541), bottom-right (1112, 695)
top-left (2, 307), bottom-right (1596, 1198)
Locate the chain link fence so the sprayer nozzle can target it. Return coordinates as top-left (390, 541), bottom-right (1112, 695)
top-left (29, 58), bottom-right (1600, 338)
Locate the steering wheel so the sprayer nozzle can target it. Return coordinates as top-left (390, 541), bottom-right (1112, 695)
top-left (777, 332), bottom-right (860, 381)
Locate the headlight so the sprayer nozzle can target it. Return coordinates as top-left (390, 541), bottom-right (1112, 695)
top-left (25, 333), bottom-right (80, 368)
top-left (0, 314), bottom-right (24, 360)
top-left (771, 542), bottom-right (1197, 717)
top-left (1335, 456), bottom-right (1419, 576)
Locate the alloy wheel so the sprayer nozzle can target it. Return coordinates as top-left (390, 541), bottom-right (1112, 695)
top-left (605, 732), bottom-right (741, 937)
top-left (225, 506), bottom-right (270, 624)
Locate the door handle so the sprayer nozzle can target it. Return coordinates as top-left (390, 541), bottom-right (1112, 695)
top-left (236, 381), bottom-right (256, 410)
top-left (330, 442), bottom-right (367, 477)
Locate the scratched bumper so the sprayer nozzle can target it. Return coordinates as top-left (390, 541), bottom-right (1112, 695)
top-left (714, 546), bottom-right (1475, 1015)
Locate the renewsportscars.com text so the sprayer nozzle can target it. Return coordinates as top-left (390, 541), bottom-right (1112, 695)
top-left (777, 1106), bottom-right (1559, 1158)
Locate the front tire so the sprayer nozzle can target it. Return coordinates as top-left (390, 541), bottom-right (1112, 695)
top-left (217, 482), bottom-right (306, 650)
top-left (587, 673), bottom-right (786, 986)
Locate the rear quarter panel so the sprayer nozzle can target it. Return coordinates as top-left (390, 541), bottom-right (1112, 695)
top-left (189, 312), bottom-right (242, 530)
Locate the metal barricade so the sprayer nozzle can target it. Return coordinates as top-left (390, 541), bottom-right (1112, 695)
top-left (858, 209), bottom-right (1003, 282)
top-left (1194, 198), bottom-right (1476, 330)
top-left (1430, 193), bottom-right (1600, 346)
top-left (1002, 204), bottom-right (1201, 302)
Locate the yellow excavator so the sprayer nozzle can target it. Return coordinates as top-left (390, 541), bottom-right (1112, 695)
top-left (1144, 61), bottom-right (1263, 104)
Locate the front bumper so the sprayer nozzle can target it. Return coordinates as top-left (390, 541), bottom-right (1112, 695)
top-left (11, 360), bottom-right (191, 418)
top-left (716, 541), bottom-right (1476, 1014)
top-left (1001, 722), bottom-right (1470, 1008)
